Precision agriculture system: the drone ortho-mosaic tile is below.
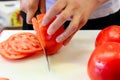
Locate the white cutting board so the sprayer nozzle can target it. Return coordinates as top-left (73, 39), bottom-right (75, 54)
top-left (0, 30), bottom-right (100, 80)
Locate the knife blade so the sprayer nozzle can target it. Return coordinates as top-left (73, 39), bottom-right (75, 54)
top-left (38, 29), bottom-right (50, 72)
top-left (32, 15), bottom-right (50, 72)
top-left (42, 46), bottom-right (50, 72)
top-left (33, 22), bottom-right (50, 71)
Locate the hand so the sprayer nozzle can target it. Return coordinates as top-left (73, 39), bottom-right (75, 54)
top-left (20, 0), bottom-right (46, 24)
top-left (42, 0), bottom-right (108, 44)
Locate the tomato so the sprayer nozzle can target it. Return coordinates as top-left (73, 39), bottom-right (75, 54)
top-left (32, 14), bottom-right (64, 55)
top-left (8, 32), bottom-right (42, 54)
top-left (95, 25), bottom-right (120, 47)
top-left (0, 32), bottom-right (43, 60)
top-left (0, 77), bottom-right (9, 80)
top-left (88, 42), bottom-right (120, 80)
top-left (0, 40), bottom-right (25, 60)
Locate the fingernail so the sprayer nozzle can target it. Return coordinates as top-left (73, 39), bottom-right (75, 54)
top-left (47, 28), bottom-right (54, 35)
top-left (42, 20), bottom-right (47, 26)
top-left (56, 36), bottom-right (63, 43)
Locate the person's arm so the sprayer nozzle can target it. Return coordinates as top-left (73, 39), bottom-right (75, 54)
top-left (42, 0), bottom-right (108, 44)
top-left (20, 0), bottom-right (46, 24)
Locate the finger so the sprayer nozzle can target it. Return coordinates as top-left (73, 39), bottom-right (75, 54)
top-left (42, 0), bottom-right (66, 26)
top-left (39, 0), bottom-right (46, 13)
top-left (63, 34), bottom-right (74, 46)
top-left (32, 17), bottom-right (38, 31)
top-left (62, 16), bottom-right (87, 45)
top-left (47, 6), bottom-right (72, 35)
top-left (56, 14), bottom-right (81, 43)
top-left (20, 0), bottom-right (27, 13)
top-left (26, 9), bottom-right (37, 24)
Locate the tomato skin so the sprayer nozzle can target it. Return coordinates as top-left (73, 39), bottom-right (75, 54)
top-left (95, 25), bottom-right (120, 47)
top-left (0, 77), bottom-right (9, 80)
top-left (32, 14), bottom-right (64, 55)
top-left (88, 42), bottom-right (120, 80)
top-left (39, 23), bottom-right (64, 55)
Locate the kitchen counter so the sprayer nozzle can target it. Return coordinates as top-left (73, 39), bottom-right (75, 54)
top-left (0, 30), bottom-right (101, 80)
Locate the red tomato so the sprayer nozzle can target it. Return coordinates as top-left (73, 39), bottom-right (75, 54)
top-left (0, 77), bottom-right (9, 80)
top-left (8, 32), bottom-right (42, 54)
top-left (88, 42), bottom-right (120, 80)
top-left (95, 25), bottom-right (120, 47)
top-left (0, 40), bottom-right (26, 60)
top-left (32, 14), bottom-right (64, 55)
top-left (0, 32), bottom-right (43, 60)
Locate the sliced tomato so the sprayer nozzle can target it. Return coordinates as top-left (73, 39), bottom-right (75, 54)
top-left (0, 40), bottom-right (29, 60)
top-left (5, 42), bottom-right (20, 55)
top-left (8, 32), bottom-right (43, 54)
top-left (32, 14), bottom-right (64, 55)
top-left (0, 32), bottom-right (43, 60)
top-left (0, 41), bottom-right (7, 56)
top-left (0, 77), bottom-right (9, 80)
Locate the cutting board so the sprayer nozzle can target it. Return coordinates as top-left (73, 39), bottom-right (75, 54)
top-left (0, 30), bottom-right (100, 80)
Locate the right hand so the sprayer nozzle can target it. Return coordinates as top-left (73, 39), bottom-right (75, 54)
top-left (20, 0), bottom-right (46, 24)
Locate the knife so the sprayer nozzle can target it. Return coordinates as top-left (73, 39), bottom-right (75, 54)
top-left (37, 29), bottom-right (50, 72)
top-left (33, 13), bottom-right (50, 71)
top-left (41, 43), bottom-right (51, 72)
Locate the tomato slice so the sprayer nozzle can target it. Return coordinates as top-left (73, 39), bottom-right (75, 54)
top-left (0, 40), bottom-right (28, 60)
top-left (0, 32), bottom-right (43, 60)
top-left (8, 32), bottom-right (43, 54)
top-left (0, 77), bottom-right (9, 80)
top-left (0, 41), bottom-right (7, 55)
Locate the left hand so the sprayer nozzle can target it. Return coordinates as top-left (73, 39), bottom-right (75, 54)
top-left (20, 0), bottom-right (46, 24)
top-left (42, 0), bottom-right (108, 44)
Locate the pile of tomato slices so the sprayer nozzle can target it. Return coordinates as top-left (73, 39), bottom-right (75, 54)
top-left (0, 32), bottom-right (43, 60)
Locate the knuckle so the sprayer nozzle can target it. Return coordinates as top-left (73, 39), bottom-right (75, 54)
top-left (60, 13), bottom-right (68, 21)
top-left (62, 33), bottom-right (68, 39)
top-left (82, 17), bottom-right (88, 25)
top-left (72, 26), bottom-right (78, 32)
top-left (51, 6), bottom-right (59, 12)
top-left (70, 21), bottom-right (80, 31)
top-left (70, 2), bottom-right (80, 11)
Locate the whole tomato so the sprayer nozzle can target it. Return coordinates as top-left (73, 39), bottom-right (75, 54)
top-left (88, 42), bottom-right (120, 80)
top-left (32, 14), bottom-right (64, 55)
top-left (95, 25), bottom-right (120, 47)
